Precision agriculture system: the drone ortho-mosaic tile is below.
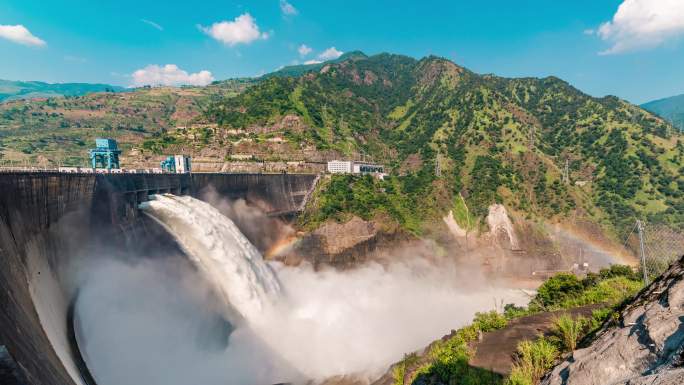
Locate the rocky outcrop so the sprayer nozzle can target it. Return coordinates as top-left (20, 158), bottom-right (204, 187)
top-left (312, 216), bottom-right (378, 255)
top-left (486, 204), bottom-right (520, 250)
top-left (541, 255), bottom-right (684, 385)
top-left (278, 215), bottom-right (443, 269)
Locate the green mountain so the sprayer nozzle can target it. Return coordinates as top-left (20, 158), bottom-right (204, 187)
top-left (642, 94), bottom-right (684, 132)
top-left (0, 79), bottom-right (125, 102)
top-left (0, 53), bottom-right (681, 238)
top-left (205, 53), bottom-right (684, 235)
top-left (263, 51), bottom-right (368, 79)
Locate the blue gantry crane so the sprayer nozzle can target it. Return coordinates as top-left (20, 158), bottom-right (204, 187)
top-left (89, 138), bottom-right (121, 170)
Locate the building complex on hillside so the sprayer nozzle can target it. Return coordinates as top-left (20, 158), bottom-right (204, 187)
top-left (327, 160), bottom-right (384, 176)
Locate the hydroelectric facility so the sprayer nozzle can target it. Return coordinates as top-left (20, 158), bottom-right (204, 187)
top-left (0, 171), bottom-right (317, 385)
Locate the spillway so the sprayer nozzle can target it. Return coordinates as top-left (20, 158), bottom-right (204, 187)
top-left (140, 194), bottom-right (281, 322)
top-left (0, 172), bottom-right (317, 385)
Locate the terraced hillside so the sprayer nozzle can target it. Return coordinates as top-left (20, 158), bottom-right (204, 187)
top-left (0, 79), bottom-right (251, 166)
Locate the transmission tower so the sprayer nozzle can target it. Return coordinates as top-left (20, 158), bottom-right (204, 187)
top-left (636, 220), bottom-right (649, 285)
top-left (528, 125), bottom-right (535, 150)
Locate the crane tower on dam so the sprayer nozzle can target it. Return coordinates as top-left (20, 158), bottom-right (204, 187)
top-left (89, 138), bottom-right (121, 170)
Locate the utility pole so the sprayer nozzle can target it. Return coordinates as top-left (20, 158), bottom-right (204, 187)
top-left (435, 154), bottom-right (442, 177)
top-left (637, 220), bottom-right (649, 285)
top-left (528, 125), bottom-right (535, 150)
top-left (563, 158), bottom-right (569, 185)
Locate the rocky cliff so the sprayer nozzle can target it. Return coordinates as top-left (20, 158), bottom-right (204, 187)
top-left (542, 255), bottom-right (684, 385)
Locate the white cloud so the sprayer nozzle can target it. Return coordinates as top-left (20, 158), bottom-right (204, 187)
top-left (280, 0), bottom-right (298, 16)
top-left (304, 59), bottom-right (322, 65)
top-left (200, 13), bottom-right (269, 46)
top-left (318, 46), bottom-right (343, 60)
top-left (141, 19), bottom-right (163, 31)
top-left (597, 0), bottom-right (684, 54)
top-left (583, 29), bottom-right (595, 36)
top-left (130, 64), bottom-right (214, 87)
top-left (0, 24), bottom-right (46, 46)
top-left (298, 44), bottom-right (312, 56)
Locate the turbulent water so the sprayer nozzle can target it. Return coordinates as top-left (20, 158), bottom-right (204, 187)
top-left (92, 193), bottom-right (528, 383)
top-left (139, 194), bottom-right (282, 323)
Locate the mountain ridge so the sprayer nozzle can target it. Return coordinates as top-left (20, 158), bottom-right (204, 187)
top-left (642, 93), bottom-right (684, 131)
top-left (0, 79), bottom-right (125, 102)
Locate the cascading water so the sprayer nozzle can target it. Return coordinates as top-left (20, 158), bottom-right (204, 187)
top-left (139, 194), bottom-right (282, 323)
top-left (121, 193), bottom-right (530, 382)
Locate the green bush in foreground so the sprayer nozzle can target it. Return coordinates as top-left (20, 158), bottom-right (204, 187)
top-left (533, 273), bottom-right (584, 309)
top-left (395, 313), bottom-right (509, 385)
top-left (531, 273), bottom-right (642, 312)
top-left (556, 277), bottom-right (642, 309)
top-left (507, 338), bottom-right (558, 385)
top-left (550, 314), bottom-right (587, 352)
top-left (473, 310), bottom-right (508, 332)
top-left (392, 267), bottom-right (643, 385)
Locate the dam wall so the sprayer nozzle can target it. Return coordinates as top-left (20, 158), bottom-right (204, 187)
top-left (0, 172), bottom-right (317, 385)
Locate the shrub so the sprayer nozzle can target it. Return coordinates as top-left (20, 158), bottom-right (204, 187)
top-left (504, 303), bottom-right (530, 320)
top-left (392, 353), bottom-right (419, 385)
top-left (473, 310), bottom-right (508, 332)
top-left (588, 308), bottom-right (612, 330)
top-left (558, 277), bottom-right (642, 308)
top-left (550, 314), bottom-right (586, 352)
top-left (599, 264), bottom-right (640, 281)
top-left (533, 273), bottom-right (584, 309)
top-left (507, 338), bottom-right (558, 385)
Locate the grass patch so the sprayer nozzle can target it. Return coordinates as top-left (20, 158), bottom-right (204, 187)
top-left (506, 338), bottom-right (558, 385)
top-left (549, 314), bottom-right (587, 352)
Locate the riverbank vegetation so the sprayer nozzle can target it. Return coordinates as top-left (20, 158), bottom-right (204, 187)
top-left (390, 265), bottom-right (643, 385)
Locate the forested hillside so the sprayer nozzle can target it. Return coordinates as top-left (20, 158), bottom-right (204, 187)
top-left (205, 53), bottom-right (683, 236)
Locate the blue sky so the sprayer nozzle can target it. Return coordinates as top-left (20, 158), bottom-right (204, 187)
top-left (1, 0), bottom-right (683, 103)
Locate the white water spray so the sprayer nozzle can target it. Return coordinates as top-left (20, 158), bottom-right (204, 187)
top-left (139, 194), bottom-right (281, 322)
top-left (136, 193), bottom-right (529, 381)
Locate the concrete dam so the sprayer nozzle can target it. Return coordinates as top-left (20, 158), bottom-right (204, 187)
top-left (0, 172), bottom-right (317, 385)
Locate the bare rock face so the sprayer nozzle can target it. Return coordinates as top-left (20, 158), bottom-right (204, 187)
top-left (486, 204), bottom-right (519, 250)
top-left (313, 216), bottom-right (378, 255)
top-left (541, 256), bottom-right (684, 385)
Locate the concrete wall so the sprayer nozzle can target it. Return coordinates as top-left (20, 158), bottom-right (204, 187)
top-left (0, 172), bottom-right (317, 385)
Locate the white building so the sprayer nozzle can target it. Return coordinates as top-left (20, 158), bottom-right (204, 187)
top-left (174, 155), bottom-right (192, 173)
top-left (327, 160), bottom-right (353, 174)
top-left (327, 160), bottom-right (384, 175)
